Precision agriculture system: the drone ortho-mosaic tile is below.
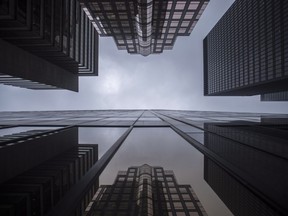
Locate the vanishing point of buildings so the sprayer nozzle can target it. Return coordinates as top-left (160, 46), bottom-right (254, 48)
top-left (0, 110), bottom-right (287, 216)
top-left (0, 0), bottom-right (209, 91)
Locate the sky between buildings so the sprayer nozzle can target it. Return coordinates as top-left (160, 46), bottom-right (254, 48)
top-left (0, 0), bottom-right (287, 113)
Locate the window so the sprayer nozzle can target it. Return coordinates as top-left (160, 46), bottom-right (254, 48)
top-left (181, 21), bottom-right (190, 27)
top-left (189, 2), bottom-right (199, 10)
top-left (173, 202), bottom-right (183, 209)
top-left (175, 2), bottom-right (186, 10)
top-left (166, 177), bottom-right (173, 181)
top-left (171, 194), bottom-right (180, 200)
top-left (185, 202), bottom-right (195, 209)
top-left (182, 194), bottom-right (191, 200)
top-left (169, 188), bottom-right (177, 193)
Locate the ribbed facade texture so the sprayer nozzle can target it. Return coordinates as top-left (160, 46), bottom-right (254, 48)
top-left (84, 164), bottom-right (207, 216)
top-left (0, 143), bottom-right (98, 216)
top-left (0, 110), bottom-right (287, 216)
top-left (0, 0), bottom-right (99, 91)
top-left (0, 126), bottom-right (99, 216)
top-left (261, 91), bottom-right (288, 101)
top-left (80, 0), bottom-right (209, 56)
top-left (203, 0), bottom-right (288, 98)
top-left (203, 122), bottom-right (288, 216)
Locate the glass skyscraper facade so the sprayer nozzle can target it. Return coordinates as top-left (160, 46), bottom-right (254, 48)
top-left (0, 0), bottom-right (99, 91)
top-left (261, 91), bottom-right (288, 102)
top-left (80, 0), bottom-right (209, 56)
top-left (0, 110), bottom-right (287, 216)
top-left (203, 0), bottom-right (288, 101)
top-left (0, 126), bottom-right (99, 216)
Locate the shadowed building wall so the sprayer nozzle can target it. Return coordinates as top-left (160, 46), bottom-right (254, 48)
top-left (0, 125), bottom-right (99, 216)
top-left (203, 121), bottom-right (288, 216)
top-left (0, 127), bottom-right (78, 184)
top-left (261, 91), bottom-right (288, 101)
top-left (0, 0), bottom-right (98, 91)
top-left (203, 0), bottom-right (288, 100)
top-left (0, 143), bottom-right (98, 216)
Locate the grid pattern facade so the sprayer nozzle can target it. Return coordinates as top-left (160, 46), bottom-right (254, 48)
top-left (204, 0), bottom-right (288, 96)
top-left (81, 0), bottom-right (209, 56)
top-left (0, 144), bottom-right (98, 216)
top-left (0, 0), bottom-right (98, 90)
top-left (261, 91), bottom-right (288, 101)
top-left (0, 128), bottom-right (53, 146)
top-left (204, 158), bottom-right (279, 216)
top-left (0, 73), bottom-right (58, 90)
top-left (84, 164), bottom-right (207, 216)
top-left (203, 122), bottom-right (288, 216)
top-left (0, 126), bottom-right (99, 216)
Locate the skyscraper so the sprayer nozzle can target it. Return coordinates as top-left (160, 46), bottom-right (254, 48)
top-left (203, 121), bottom-right (288, 216)
top-left (0, 110), bottom-right (287, 215)
top-left (203, 0), bottom-right (288, 101)
top-left (0, 127), bottom-right (99, 216)
top-left (84, 164), bottom-right (207, 216)
top-left (0, 0), bottom-right (99, 91)
top-left (80, 0), bottom-right (209, 56)
top-left (260, 91), bottom-right (288, 102)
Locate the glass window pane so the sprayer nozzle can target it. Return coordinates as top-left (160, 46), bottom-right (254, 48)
top-left (78, 127), bottom-right (127, 158)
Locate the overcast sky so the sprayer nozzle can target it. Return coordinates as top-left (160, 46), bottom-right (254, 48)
top-left (0, 0), bottom-right (287, 113)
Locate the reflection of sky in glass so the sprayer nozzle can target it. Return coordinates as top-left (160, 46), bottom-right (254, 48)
top-left (101, 127), bottom-right (233, 216)
top-left (186, 132), bottom-right (205, 144)
top-left (68, 117), bottom-right (102, 121)
top-left (78, 127), bottom-right (127, 158)
top-left (138, 117), bottom-right (161, 121)
top-left (104, 118), bottom-right (137, 121)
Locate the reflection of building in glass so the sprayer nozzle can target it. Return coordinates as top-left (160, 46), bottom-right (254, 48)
top-left (0, 127), bottom-right (78, 184)
top-left (84, 164), bottom-right (207, 216)
top-left (0, 127), bottom-right (99, 216)
top-left (80, 0), bottom-right (209, 56)
top-left (203, 121), bottom-right (288, 216)
top-left (0, 110), bottom-right (287, 215)
top-left (0, 0), bottom-right (98, 91)
top-left (203, 0), bottom-right (288, 101)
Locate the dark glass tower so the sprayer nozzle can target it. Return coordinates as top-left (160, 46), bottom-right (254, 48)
top-left (80, 0), bottom-right (209, 56)
top-left (261, 91), bottom-right (288, 102)
top-left (84, 164), bottom-right (207, 216)
top-left (203, 121), bottom-right (288, 216)
top-left (0, 127), bottom-right (99, 216)
top-left (0, 0), bottom-right (99, 91)
top-left (203, 0), bottom-right (288, 101)
top-left (0, 110), bottom-right (287, 216)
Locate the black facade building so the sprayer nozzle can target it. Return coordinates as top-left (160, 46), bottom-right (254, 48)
top-left (203, 121), bottom-right (288, 216)
top-left (261, 91), bottom-right (288, 102)
top-left (203, 0), bottom-right (288, 101)
top-left (84, 164), bottom-right (207, 216)
top-left (0, 110), bottom-right (287, 216)
top-left (0, 0), bottom-right (99, 91)
top-left (0, 126), bottom-right (99, 216)
top-left (80, 0), bottom-right (209, 56)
